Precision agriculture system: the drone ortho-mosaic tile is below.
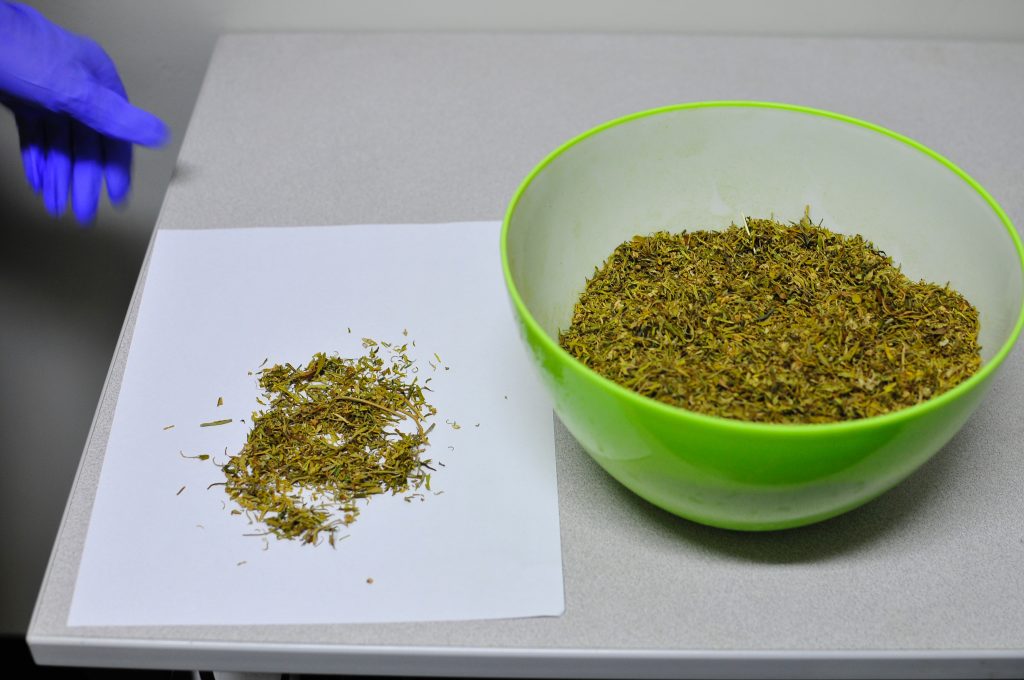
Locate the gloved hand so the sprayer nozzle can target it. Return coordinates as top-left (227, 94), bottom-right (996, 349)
top-left (0, 2), bottom-right (168, 224)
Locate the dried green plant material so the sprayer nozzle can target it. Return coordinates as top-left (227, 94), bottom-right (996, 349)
top-left (217, 397), bottom-right (224, 407)
top-left (559, 210), bottom-right (982, 424)
top-left (218, 341), bottom-right (438, 544)
top-left (176, 485), bottom-right (186, 496)
top-left (200, 419), bottom-right (233, 427)
top-left (163, 424), bottom-right (175, 431)
top-left (180, 452), bottom-right (210, 461)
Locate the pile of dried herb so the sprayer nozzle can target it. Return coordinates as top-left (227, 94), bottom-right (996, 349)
top-left (220, 339), bottom-right (437, 544)
top-left (559, 210), bottom-right (981, 423)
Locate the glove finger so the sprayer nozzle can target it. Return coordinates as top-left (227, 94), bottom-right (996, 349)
top-left (76, 40), bottom-right (151, 201)
top-left (14, 111), bottom-right (46, 194)
top-left (101, 135), bottom-right (132, 205)
top-left (42, 114), bottom-right (72, 217)
top-left (60, 80), bottom-right (168, 147)
top-left (71, 122), bottom-right (103, 224)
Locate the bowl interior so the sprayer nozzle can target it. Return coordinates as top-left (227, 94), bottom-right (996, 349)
top-left (507, 104), bottom-right (1023, 365)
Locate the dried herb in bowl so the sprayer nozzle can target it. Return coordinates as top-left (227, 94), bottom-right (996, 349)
top-left (218, 339), bottom-right (437, 544)
top-left (559, 209), bottom-right (982, 423)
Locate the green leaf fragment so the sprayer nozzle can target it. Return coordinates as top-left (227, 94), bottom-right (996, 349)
top-left (200, 419), bottom-right (233, 427)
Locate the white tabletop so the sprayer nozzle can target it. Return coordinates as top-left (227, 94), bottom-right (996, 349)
top-left (28, 32), bottom-right (1024, 678)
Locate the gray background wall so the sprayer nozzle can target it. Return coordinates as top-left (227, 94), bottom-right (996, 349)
top-left (2, 0), bottom-right (1023, 635)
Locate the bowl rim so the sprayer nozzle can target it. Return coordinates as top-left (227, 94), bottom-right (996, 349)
top-left (500, 100), bottom-right (1024, 434)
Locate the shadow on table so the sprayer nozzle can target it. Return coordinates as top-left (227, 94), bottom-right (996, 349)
top-left (169, 161), bottom-right (200, 186)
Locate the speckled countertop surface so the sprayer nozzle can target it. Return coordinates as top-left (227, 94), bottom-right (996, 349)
top-left (28, 32), bottom-right (1024, 677)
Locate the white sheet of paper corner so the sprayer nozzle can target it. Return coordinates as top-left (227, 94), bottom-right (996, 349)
top-left (67, 222), bottom-right (564, 626)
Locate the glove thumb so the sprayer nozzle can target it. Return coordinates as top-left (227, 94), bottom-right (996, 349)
top-left (58, 80), bottom-right (169, 147)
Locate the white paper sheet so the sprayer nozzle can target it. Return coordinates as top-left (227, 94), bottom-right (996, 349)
top-left (67, 222), bottom-right (564, 626)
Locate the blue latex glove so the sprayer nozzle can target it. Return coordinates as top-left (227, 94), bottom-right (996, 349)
top-left (0, 2), bottom-right (168, 223)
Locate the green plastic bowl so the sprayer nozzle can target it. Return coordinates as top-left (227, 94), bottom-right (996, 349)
top-left (502, 101), bottom-right (1024, 530)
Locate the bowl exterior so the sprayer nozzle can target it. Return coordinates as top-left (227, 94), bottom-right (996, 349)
top-left (512, 299), bottom-right (993, 530)
top-left (502, 102), bottom-right (1023, 531)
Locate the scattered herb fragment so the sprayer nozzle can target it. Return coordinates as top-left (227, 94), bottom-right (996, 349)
top-left (200, 419), bottom-right (232, 427)
top-left (180, 452), bottom-right (210, 461)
